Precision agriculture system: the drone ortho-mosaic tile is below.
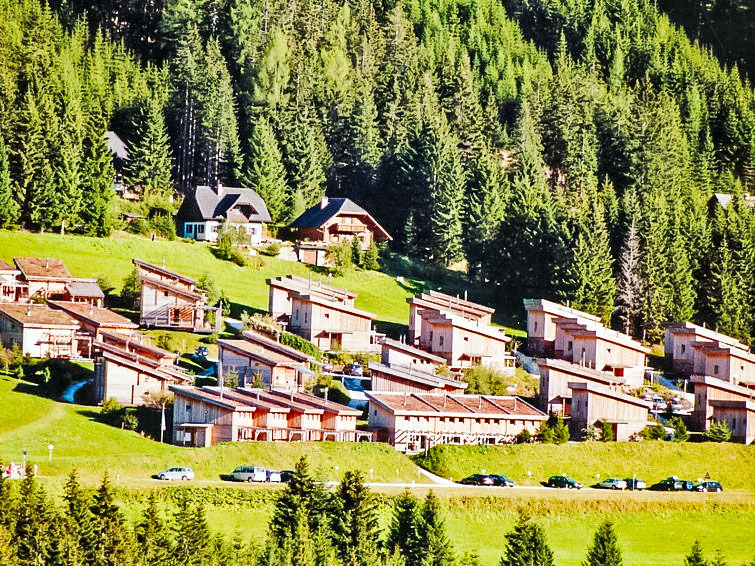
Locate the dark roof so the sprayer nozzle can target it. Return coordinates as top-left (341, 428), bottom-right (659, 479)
top-left (66, 280), bottom-right (105, 299)
top-left (176, 185), bottom-right (271, 223)
top-left (14, 257), bottom-right (72, 280)
top-left (289, 197), bottom-right (392, 240)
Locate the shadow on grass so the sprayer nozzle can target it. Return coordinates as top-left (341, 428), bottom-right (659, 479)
top-left (228, 301), bottom-right (264, 320)
top-left (374, 320), bottom-right (408, 339)
top-left (74, 408), bottom-right (102, 421)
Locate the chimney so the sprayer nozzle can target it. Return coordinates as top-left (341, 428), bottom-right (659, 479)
top-left (89, 303), bottom-right (94, 315)
top-left (216, 182), bottom-right (223, 195)
top-left (320, 196), bottom-right (329, 209)
top-left (324, 387), bottom-right (329, 402)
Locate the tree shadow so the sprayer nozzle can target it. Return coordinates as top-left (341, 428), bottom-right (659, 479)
top-left (374, 320), bottom-right (408, 340)
top-left (227, 301), bottom-right (264, 319)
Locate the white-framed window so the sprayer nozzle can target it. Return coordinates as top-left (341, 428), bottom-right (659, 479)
top-left (185, 224), bottom-right (194, 234)
top-left (198, 225), bottom-right (205, 234)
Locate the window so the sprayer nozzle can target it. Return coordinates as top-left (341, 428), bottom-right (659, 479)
top-left (164, 291), bottom-right (169, 297)
top-left (198, 225), bottom-right (204, 233)
top-left (439, 336), bottom-right (444, 346)
top-left (304, 312), bottom-right (308, 323)
top-left (607, 348), bottom-right (612, 354)
top-left (681, 344), bottom-right (686, 354)
top-left (567, 341), bottom-right (572, 351)
top-left (211, 225), bottom-right (219, 233)
top-left (185, 224), bottom-right (194, 234)
top-left (534, 322), bottom-right (538, 332)
top-left (324, 313), bottom-right (329, 320)
top-left (714, 365), bottom-right (719, 375)
top-left (464, 336), bottom-right (469, 342)
top-left (294, 309), bottom-right (299, 321)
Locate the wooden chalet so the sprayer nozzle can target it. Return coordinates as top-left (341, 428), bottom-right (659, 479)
top-left (408, 291), bottom-right (494, 346)
top-left (13, 257), bottom-right (72, 302)
top-left (0, 304), bottom-right (79, 358)
top-left (537, 357), bottom-right (626, 416)
top-left (48, 301), bottom-right (138, 358)
top-left (170, 386), bottom-right (367, 447)
top-left (0, 260), bottom-right (20, 303)
top-left (219, 330), bottom-right (315, 390)
top-left (267, 274), bottom-right (356, 324)
top-left (664, 322), bottom-right (746, 376)
top-left (523, 298), bottom-right (601, 356)
top-left (379, 338), bottom-right (446, 373)
top-left (368, 362), bottom-right (467, 394)
top-left (568, 382), bottom-right (652, 442)
top-left (175, 184), bottom-right (271, 245)
top-left (366, 392), bottom-right (546, 454)
top-left (133, 259), bottom-right (218, 331)
top-left (93, 331), bottom-right (190, 406)
top-left (289, 197), bottom-right (391, 266)
top-left (690, 375), bottom-right (755, 433)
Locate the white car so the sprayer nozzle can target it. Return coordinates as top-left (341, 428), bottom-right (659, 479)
top-left (231, 465), bottom-right (267, 482)
top-left (267, 470), bottom-right (282, 483)
top-left (158, 467), bottom-right (194, 481)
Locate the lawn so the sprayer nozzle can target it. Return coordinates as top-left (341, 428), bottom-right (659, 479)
top-left (413, 442), bottom-right (755, 491)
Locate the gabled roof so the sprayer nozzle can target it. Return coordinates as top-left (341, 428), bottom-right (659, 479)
top-left (691, 375), bottom-right (755, 398)
top-left (537, 357), bottom-right (626, 386)
top-left (241, 330), bottom-right (315, 362)
top-left (568, 382), bottom-right (652, 409)
top-left (368, 362), bottom-right (467, 390)
top-left (289, 197), bottom-right (392, 240)
top-left (14, 257), bottom-right (72, 280)
top-left (177, 185), bottom-right (272, 223)
top-left (366, 392), bottom-right (546, 418)
top-left (292, 292), bottom-right (375, 319)
top-left (65, 279), bottom-right (105, 300)
top-left (523, 298), bottom-right (602, 323)
top-left (380, 338), bottom-right (446, 364)
top-left (98, 330), bottom-right (177, 360)
top-left (133, 259), bottom-right (196, 285)
top-left (267, 275), bottom-right (357, 302)
top-left (664, 321), bottom-right (746, 350)
top-left (138, 275), bottom-right (204, 301)
top-left (219, 339), bottom-right (307, 365)
top-left (0, 304), bottom-right (79, 327)
top-left (49, 301), bottom-right (138, 329)
top-left (419, 311), bottom-right (511, 343)
top-left (0, 260), bottom-right (16, 271)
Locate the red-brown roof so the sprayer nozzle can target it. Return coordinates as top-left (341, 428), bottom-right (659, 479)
top-left (14, 257), bottom-right (72, 279)
top-left (0, 304), bottom-right (79, 327)
top-left (0, 260), bottom-right (15, 271)
top-left (367, 392), bottom-right (546, 418)
top-left (49, 302), bottom-right (138, 329)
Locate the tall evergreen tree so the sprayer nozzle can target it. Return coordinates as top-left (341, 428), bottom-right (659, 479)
top-left (386, 492), bottom-right (423, 566)
top-left (616, 219), bottom-right (644, 336)
top-left (127, 94), bottom-right (174, 199)
top-left (330, 471), bottom-right (380, 566)
top-left (684, 541), bottom-right (707, 566)
top-left (0, 136), bottom-right (18, 228)
top-left (499, 514), bottom-right (554, 566)
top-left (62, 470), bottom-right (96, 566)
top-left (134, 492), bottom-right (171, 566)
top-left (90, 473), bottom-right (132, 566)
top-left (244, 116), bottom-right (290, 223)
top-left (583, 521), bottom-right (622, 566)
top-left (419, 492), bottom-right (454, 566)
top-left (79, 112), bottom-right (114, 237)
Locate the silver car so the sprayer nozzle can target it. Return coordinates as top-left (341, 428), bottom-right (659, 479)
top-left (231, 465), bottom-right (267, 482)
top-left (158, 467), bottom-right (194, 481)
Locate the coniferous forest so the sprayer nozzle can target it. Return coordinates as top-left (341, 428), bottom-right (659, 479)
top-left (0, 0), bottom-right (754, 343)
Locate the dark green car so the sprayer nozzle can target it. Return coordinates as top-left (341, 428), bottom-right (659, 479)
top-left (546, 475), bottom-right (583, 489)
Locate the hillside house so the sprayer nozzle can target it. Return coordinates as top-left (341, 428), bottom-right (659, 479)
top-left (289, 197), bottom-right (391, 265)
top-left (288, 291), bottom-right (379, 352)
top-left (690, 341), bottom-right (755, 386)
top-left (219, 330), bottom-right (315, 390)
top-left (267, 275), bottom-right (356, 324)
top-left (48, 302), bottom-right (138, 357)
top-left (690, 375), bottom-right (755, 432)
top-left (93, 334), bottom-right (191, 406)
top-left (133, 259), bottom-right (218, 331)
top-left (175, 184), bottom-right (271, 244)
top-left (664, 322), bottom-right (747, 376)
top-left (0, 304), bottom-right (79, 358)
top-left (568, 382), bottom-right (652, 442)
top-left (418, 311), bottom-right (515, 374)
top-left (523, 299), bottom-right (602, 356)
top-left (706, 401), bottom-right (755, 444)
top-left (407, 291), bottom-right (494, 346)
top-left (366, 392), bottom-right (546, 453)
top-left (379, 338), bottom-right (446, 373)
top-left (13, 257), bottom-right (72, 302)
top-left (0, 260), bottom-right (20, 303)
top-left (368, 362), bottom-right (467, 394)
top-left (170, 386), bottom-right (365, 446)
top-left (537, 357), bottom-right (626, 416)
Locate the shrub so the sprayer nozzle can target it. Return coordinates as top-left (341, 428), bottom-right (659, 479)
top-left (121, 267), bottom-right (141, 306)
top-left (222, 369), bottom-right (239, 389)
top-left (515, 429), bottom-right (532, 444)
top-left (704, 421), bottom-right (732, 442)
top-left (200, 333), bottom-right (218, 344)
top-left (326, 242), bottom-right (353, 274)
top-left (670, 417), bottom-right (689, 442)
top-left (260, 242), bottom-right (281, 257)
top-left (582, 425), bottom-right (599, 441)
top-left (149, 214), bottom-right (176, 239)
top-left (600, 420), bottom-right (614, 442)
top-left (280, 331), bottom-right (322, 360)
top-left (363, 242), bottom-right (380, 271)
top-left (99, 398), bottom-right (124, 426)
top-left (640, 422), bottom-right (666, 440)
top-left (351, 237), bottom-right (363, 268)
top-left (122, 411), bottom-right (139, 430)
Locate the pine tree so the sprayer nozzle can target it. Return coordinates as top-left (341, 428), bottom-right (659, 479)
top-left (63, 470), bottom-right (96, 566)
top-left (134, 492), bottom-right (171, 566)
top-left (419, 492), bottom-right (454, 566)
top-left (386, 492), bottom-right (423, 566)
top-left (499, 514), bottom-right (554, 566)
top-left (363, 242), bottom-right (380, 271)
top-left (15, 474), bottom-right (52, 566)
top-left (127, 94), bottom-right (174, 198)
top-left (0, 136), bottom-right (17, 228)
top-left (331, 470), bottom-right (380, 566)
top-left (90, 473), bottom-right (132, 566)
top-left (173, 498), bottom-right (209, 566)
top-left (583, 521), bottom-right (622, 566)
top-left (80, 112), bottom-right (114, 237)
top-left (350, 237), bottom-right (364, 269)
top-left (684, 541), bottom-right (707, 566)
top-left (244, 117), bottom-right (289, 222)
top-left (616, 219), bottom-right (643, 336)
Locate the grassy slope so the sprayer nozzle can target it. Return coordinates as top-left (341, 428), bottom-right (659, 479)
top-left (0, 377), bottom-right (418, 483)
top-left (414, 443), bottom-right (755, 491)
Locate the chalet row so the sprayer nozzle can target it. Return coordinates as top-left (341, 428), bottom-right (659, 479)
top-left (0, 257), bottom-right (104, 305)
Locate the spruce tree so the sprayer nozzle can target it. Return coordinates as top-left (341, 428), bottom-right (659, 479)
top-left (134, 492), bottom-right (171, 566)
top-left (583, 521), bottom-right (622, 566)
top-left (270, 457), bottom-right (329, 546)
top-left (386, 491), bottom-right (423, 566)
top-left (90, 473), bottom-right (132, 566)
top-left (15, 474), bottom-right (52, 566)
top-left (419, 492), bottom-right (454, 566)
top-left (127, 95), bottom-right (174, 199)
top-left (684, 541), bottom-right (707, 566)
top-left (330, 470), bottom-right (380, 566)
top-left (63, 470), bottom-right (96, 566)
top-left (244, 117), bottom-right (289, 222)
top-left (0, 136), bottom-right (19, 228)
top-left (80, 113), bottom-right (114, 237)
top-left (499, 514), bottom-right (554, 566)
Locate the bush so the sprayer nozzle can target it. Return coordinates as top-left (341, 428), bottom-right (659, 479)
top-left (515, 429), bottom-right (532, 444)
top-left (363, 242), bottom-right (380, 271)
top-left (600, 420), bottom-right (614, 442)
top-left (582, 425), bottom-right (599, 441)
top-left (670, 417), bottom-right (689, 442)
top-left (149, 214), bottom-right (177, 239)
top-left (99, 398), bottom-right (124, 426)
top-left (122, 411), bottom-right (139, 430)
top-left (121, 267), bottom-right (141, 306)
top-left (641, 422), bottom-right (666, 440)
top-left (280, 331), bottom-right (322, 360)
top-left (259, 242), bottom-right (281, 257)
top-left (704, 421), bottom-right (732, 442)
top-left (326, 242), bottom-right (353, 274)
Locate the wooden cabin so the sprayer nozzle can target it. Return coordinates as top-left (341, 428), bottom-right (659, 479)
top-left (523, 298), bottom-right (602, 357)
top-left (690, 341), bottom-right (755, 387)
top-left (13, 257), bottom-right (73, 302)
top-left (707, 400), bottom-right (755, 444)
top-left (407, 291), bottom-right (494, 346)
top-left (49, 301), bottom-right (138, 358)
top-left (366, 392), bottom-right (546, 454)
top-left (170, 386), bottom-right (365, 446)
top-left (289, 197), bottom-right (391, 266)
top-left (133, 259), bottom-right (217, 331)
top-left (379, 338), bottom-right (446, 373)
top-left (0, 304), bottom-right (79, 358)
top-left (664, 322), bottom-right (746, 376)
top-left (690, 375), bottom-right (755, 432)
top-left (0, 260), bottom-right (21, 303)
top-left (267, 275), bottom-right (356, 323)
top-left (368, 362), bottom-right (467, 394)
top-left (537, 357), bottom-right (626, 416)
top-left (568, 382), bottom-right (652, 442)
top-left (418, 311), bottom-right (515, 375)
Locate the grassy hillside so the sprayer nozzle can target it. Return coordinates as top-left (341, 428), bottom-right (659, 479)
top-left (414, 443), bottom-right (755, 491)
top-left (0, 376), bottom-right (418, 484)
top-left (0, 230), bottom-right (525, 336)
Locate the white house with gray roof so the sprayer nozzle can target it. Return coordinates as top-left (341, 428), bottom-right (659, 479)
top-left (176, 184), bottom-right (272, 244)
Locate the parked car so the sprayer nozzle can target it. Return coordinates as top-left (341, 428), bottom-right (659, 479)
top-left (546, 475), bottom-right (583, 489)
top-left (458, 474), bottom-right (494, 486)
top-left (349, 363), bottom-right (364, 377)
top-left (158, 467), bottom-right (194, 481)
top-left (693, 481), bottom-right (723, 492)
top-left (489, 474), bottom-right (516, 487)
top-left (624, 478), bottom-right (647, 491)
top-left (266, 470), bottom-right (282, 483)
top-left (595, 478), bottom-right (627, 490)
top-left (649, 477), bottom-right (695, 491)
top-left (279, 470), bottom-right (298, 483)
top-left (194, 346), bottom-right (208, 357)
top-left (230, 466), bottom-right (267, 482)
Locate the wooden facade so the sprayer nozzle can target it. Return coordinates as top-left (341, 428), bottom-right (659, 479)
top-left (418, 311), bottom-right (515, 375)
top-left (267, 275), bottom-right (356, 322)
top-left (664, 322), bottom-right (746, 376)
top-left (0, 260), bottom-right (21, 303)
top-left (170, 386), bottom-right (366, 446)
top-left (134, 259), bottom-right (217, 331)
top-left (690, 375), bottom-right (755, 431)
top-left (13, 257), bottom-right (72, 302)
top-left (523, 298), bottom-right (602, 357)
top-left (407, 291), bottom-right (494, 346)
top-left (366, 392), bottom-right (546, 454)
top-left (48, 301), bottom-right (138, 357)
top-left (690, 341), bottom-right (755, 386)
top-left (707, 401), bottom-right (755, 444)
top-left (0, 304), bottom-right (79, 358)
top-left (379, 338), bottom-right (445, 373)
top-left (537, 357), bottom-right (626, 416)
top-left (368, 362), bottom-right (467, 394)
top-left (568, 382), bottom-right (652, 442)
